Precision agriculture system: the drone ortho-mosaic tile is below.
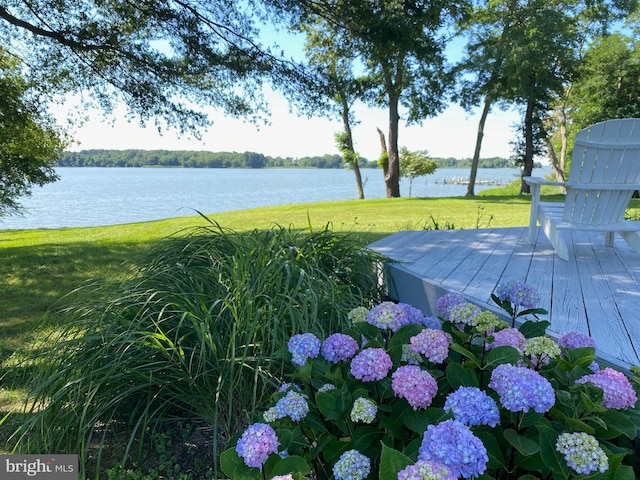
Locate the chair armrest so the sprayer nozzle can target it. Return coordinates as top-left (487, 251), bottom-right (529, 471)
top-left (522, 176), bottom-right (565, 187)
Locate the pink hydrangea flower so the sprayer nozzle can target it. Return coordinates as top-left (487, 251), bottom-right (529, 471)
top-left (391, 365), bottom-right (438, 410)
top-left (576, 368), bottom-right (637, 409)
top-left (409, 328), bottom-right (451, 364)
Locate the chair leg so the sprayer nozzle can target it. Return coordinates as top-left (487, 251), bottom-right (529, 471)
top-left (541, 218), bottom-right (569, 261)
top-left (619, 231), bottom-right (640, 257)
top-left (605, 231), bottom-right (614, 246)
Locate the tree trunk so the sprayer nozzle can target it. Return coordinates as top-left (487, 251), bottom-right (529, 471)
top-left (520, 99), bottom-right (535, 194)
top-left (386, 91), bottom-right (401, 197)
top-left (341, 98), bottom-right (364, 199)
top-left (467, 97), bottom-right (492, 197)
top-left (376, 126), bottom-right (388, 180)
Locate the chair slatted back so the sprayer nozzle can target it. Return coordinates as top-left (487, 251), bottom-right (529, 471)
top-left (563, 119), bottom-right (640, 227)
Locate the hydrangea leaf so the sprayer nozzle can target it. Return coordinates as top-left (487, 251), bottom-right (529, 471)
top-left (265, 455), bottom-right (312, 479)
top-left (518, 320), bottom-right (550, 338)
top-left (379, 443), bottom-right (413, 480)
top-left (445, 362), bottom-right (480, 389)
top-left (484, 345), bottom-right (521, 368)
top-left (503, 428), bottom-right (540, 457)
top-left (537, 425), bottom-right (570, 478)
top-left (449, 343), bottom-right (481, 367)
top-left (219, 448), bottom-right (261, 480)
top-left (352, 426), bottom-right (384, 452)
top-left (598, 410), bottom-right (637, 440)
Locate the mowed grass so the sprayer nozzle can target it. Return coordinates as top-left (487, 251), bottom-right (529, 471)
top-left (0, 193), bottom-right (540, 363)
top-left (4, 188), bottom-right (638, 450)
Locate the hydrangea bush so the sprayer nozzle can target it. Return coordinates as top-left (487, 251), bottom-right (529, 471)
top-left (221, 282), bottom-right (640, 479)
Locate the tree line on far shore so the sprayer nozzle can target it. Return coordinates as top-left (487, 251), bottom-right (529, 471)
top-left (58, 150), bottom-right (518, 170)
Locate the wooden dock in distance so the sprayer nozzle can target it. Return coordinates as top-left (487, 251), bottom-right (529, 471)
top-left (367, 227), bottom-right (640, 372)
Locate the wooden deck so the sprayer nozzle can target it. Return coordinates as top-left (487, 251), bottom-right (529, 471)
top-left (367, 227), bottom-right (640, 372)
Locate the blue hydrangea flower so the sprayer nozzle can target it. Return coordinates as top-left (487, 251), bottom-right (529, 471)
top-left (350, 397), bottom-right (377, 424)
top-left (418, 420), bottom-right (488, 479)
top-left (333, 449), bottom-right (371, 480)
top-left (444, 386), bottom-right (500, 427)
top-left (391, 365), bottom-right (438, 410)
top-left (287, 333), bottom-right (320, 366)
top-left (556, 432), bottom-right (609, 475)
top-left (321, 333), bottom-right (359, 363)
top-left (435, 292), bottom-right (466, 321)
top-left (495, 280), bottom-right (540, 309)
top-left (350, 348), bottom-right (393, 382)
top-left (397, 460), bottom-right (456, 480)
top-left (397, 302), bottom-right (428, 326)
top-left (235, 423), bottom-right (279, 468)
top-left (274, 390), bottom-right (309, 421)
top-left (576, 367), bottom-right (637, 409)
top-left (422, 315), bottom-right (443, 330)
top-left (489, 364), bottom-right (555, 413)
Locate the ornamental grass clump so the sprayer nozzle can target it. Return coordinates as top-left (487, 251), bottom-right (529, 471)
top-left (222, 282), bottom-right (640, 480)
top-left (11, 223), bottom-right (387, 477)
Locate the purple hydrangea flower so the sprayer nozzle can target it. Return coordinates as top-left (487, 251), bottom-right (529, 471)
top-left (236, 423), bottom-right (279, 468)
top-left (409, 328), bottom-right (451, 364)
top-left (495, 280), bottom-right (540, 309)
top-left (397, 302), bottom-right (428, 326)
top-left (321, 333), bottom-right (359, 363)
top-left (397, 460), bottom-right (456, 480)
top-left (274, 390), bottom-right (309, 421)
top-left (489, 364), bottom-right (555, 413)
top-left (391, 365), bottom-right (438, 410)
top-left (556, 432), bottom-right (608, 475)
top-left (271, 476), bottom-right (294, 480)
top-left (444, 386), bottom-right (500, 427)
top-left (435, 292), bottom-right (466, 321)
top-left (558, 331), bottom-right (597, 350)
top-left (287, 333), bottom-right (320, 366)
top-left (367, 302), bottom-right (410, 331)
top-left (350, 348), bottom-right (393, 382)
top-left (333, 449), bottom-right (371, 480)
top-left (576, 368), bottom-right (637, 409)
top-left (418, 420), bottom-right (488, 479)
top-left (487, 328), bottom-right (526, 353)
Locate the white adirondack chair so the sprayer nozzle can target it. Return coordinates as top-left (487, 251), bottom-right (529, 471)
top-left (524, 118), bottom-right (640, 261)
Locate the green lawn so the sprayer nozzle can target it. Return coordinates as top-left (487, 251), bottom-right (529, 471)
top-left (0, 193), bottom-right (552, 368)
top-left (3, 190), bottom-right (638, 456)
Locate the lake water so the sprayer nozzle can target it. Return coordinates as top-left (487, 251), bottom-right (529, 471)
top-left (0, 166), bottom-right (551, 230)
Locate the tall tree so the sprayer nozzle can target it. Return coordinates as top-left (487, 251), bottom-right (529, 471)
top-left (298, 19), bottom-right (371, 199)
top-left (456, 0), bottom-right (636, 194)
top-left (0, 50), bottom-right (67, 215)
top-left (288, 0), bottom-right (468, 197)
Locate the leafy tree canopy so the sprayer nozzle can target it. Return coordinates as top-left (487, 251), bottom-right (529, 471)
top-left (0, 50), bottom-right (67, 215)
top-left (0, 0), bottom-right (305, 134)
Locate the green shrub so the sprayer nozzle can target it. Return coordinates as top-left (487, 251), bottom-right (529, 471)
top-left (11, 223), bottom-right (387, 477)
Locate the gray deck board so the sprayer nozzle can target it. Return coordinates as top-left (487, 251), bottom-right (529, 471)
top-left (368, 227), bottom-right (640, 371)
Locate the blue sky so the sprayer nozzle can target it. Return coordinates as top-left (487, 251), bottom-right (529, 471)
top-left (55, 19), bottom-right (522, 161)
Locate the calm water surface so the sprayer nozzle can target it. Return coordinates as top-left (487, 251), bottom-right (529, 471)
top-left (0, 167), bottom-right (550, 230)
